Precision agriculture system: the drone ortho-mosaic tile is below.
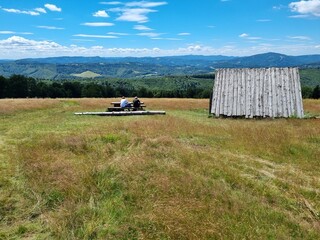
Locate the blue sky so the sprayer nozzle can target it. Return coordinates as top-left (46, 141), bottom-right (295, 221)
top-left (0, 0), bottom-right (319, 59)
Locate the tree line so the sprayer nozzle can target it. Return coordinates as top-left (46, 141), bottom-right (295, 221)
top-left (0, 75), bottom-right (211, 99)
top-left (1, 75), bottom-right (319, 99)
top-left (301, 85), bottom-right (320, 99)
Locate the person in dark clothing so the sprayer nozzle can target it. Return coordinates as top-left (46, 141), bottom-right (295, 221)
top-left (132, 96), bottom-right (141, 110)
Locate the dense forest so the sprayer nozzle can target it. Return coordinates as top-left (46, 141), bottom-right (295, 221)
top-left (0, 75), bottom-right (212, 99)
top-left (0, 74), bottom-right (319, 99)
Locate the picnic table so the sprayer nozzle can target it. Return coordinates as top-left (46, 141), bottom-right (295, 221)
top-left (107, 101), bottom-right (146, 112)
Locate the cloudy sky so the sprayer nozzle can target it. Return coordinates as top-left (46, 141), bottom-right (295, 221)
top-left (0, 0), bottom-right (320, 59)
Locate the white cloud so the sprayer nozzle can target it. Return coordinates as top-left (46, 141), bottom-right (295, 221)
top-left (0, 31), bottom-right (15, 34)
top-left (107, 32), bottom-right (130, 35)
top-left (125, 1), bottom-right (168, 8)
top-left (81, 22), bottom-right (114, 27)
top-left (137, 32), bottom-right (162, 37)
top-left (239, 33), bottom-right (261, 40)
top-left (93, 10), bottom-right (110, 17)
top-left (134, 25), bottom-right (153, 31)
top-left (73, 34), bottom-right (118, 38)
top-left (1, 7), bottom-right (40, 16)
top-left (91, 46), bottom-right (104, 50)
top-left (239, 33), bottom-right (249, 38)
top-left (288, 35), bottom-right (311, 40)
top-left (273, 5), bottom-right (287, 10)
top-left (71, 39), bottom-right (95, 42)
top-left (178, 32), bottom-right (190, 36)
top-left (289, 0), bottom-right (320, 17)
top-left (35, 8), bottom-right (47, 13)
top-left (1, 36), bottom-right (319, 59)
top-left (100, 1), bottom-right (122, 5)
top-left (0, 31), bottom-right (33, 35)
top-left (247, 37), bottom-right (262, 40)
top-left (1, 4), bottom-right (59, 16)
top-left (0, 36), bottom-right (63, 58)
top-left (20, 32), bottom-right (34, 35)
top-left (187, 44), bottom-right (202, 51)
top-left (152, 37), bottom-right (182, 41)
top-left (110, 1), bottom-right (167, 23)
top-left (44, 4), bottom-right (62, 12)
top-left (289, 14), bottom-right (309, 18)
top-left (37, 26), bottom-right (64, 30)
top-left (114, 8), bottom-right (156, 23)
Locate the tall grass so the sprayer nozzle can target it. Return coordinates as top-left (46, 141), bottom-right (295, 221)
top-left (0, 98), bottom-right (319, 239)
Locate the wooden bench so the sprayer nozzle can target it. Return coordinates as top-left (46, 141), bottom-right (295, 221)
top-left (107, 101), bottom-right (146, 112)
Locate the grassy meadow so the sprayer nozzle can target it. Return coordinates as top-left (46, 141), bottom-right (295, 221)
top-left (0, 98), bottom-right (319, 239)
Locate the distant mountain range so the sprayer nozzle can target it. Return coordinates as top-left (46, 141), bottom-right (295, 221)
top-left (0, 52), bottom-right (319, 80)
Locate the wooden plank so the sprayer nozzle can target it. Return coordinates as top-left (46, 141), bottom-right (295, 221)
top-left (257, 68), bottom-right (264, 117)
top-left (224, 68), bottom-right (230, 116)
top-left (281, 68), bottom-right (288, 118)
top-left (286, 68), bottom-right (294, 117)
top-left (291, 68), bottom-right (298, 116)
top-left (228, 68), bottom-right (234, 116)
top-left (245, 68), bottom-right (251, 118)
top-left (107, 106), bottom-right (146, 112)
top-left (236, 69), bottom-right (241, 116)
top-left (275, 68), bottom-right (281, 117)
top-left (111, 101), bottom-right (145, 104)
top-left (211, 70), bottom-right (220, 115)
top-left (288, 68), bottom-right (294, 117)
top-left (251, 68), bottom-right (256, 118)
top-left (261, 68), bottom-right (266, 117)
top-left (213, 70), bottom-right (221, 116)
top-left (296, 68), bottom-right (304, 118)
top-left (265, 68), bottom-right (271, 117)
top-left (232, 69), bottom-right (237, 116)
top-left (220, 69), bottom-right (227, 116)
top-left (240, 69), bottom-right (245, 116)
top-left (293, 68), bottom-right (304, 118)
top-left (75, 111), bottom-right (166, 116)
top-left (271, 68), bottom-right (276, 117)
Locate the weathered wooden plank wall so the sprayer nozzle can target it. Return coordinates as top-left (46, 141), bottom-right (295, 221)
top-left (211, 68), bottom-right (304, 118)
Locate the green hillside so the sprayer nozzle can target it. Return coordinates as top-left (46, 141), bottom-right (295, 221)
top-left (300, 68), bottom-right (320, 87)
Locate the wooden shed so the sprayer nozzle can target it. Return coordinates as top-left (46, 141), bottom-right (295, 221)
top-left (210, 68), bottom-right (304, 118)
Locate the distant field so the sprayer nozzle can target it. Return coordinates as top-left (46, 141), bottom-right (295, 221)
top-left (0, 98), bottom-right (319, 239)
top-left (71, 71), bottom-right (102, 78)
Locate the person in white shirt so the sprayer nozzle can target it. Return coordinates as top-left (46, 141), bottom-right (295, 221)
top-left (120, 96), bottom-right (131, 108)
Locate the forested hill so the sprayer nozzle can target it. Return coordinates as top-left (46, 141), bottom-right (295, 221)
top-left (0, 52), bottom-right (320, 80)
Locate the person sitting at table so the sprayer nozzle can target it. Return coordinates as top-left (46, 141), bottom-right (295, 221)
top-left (132, 96), bottom-right (141, 110)
top-left (120, 96), bottom-right (131, 108)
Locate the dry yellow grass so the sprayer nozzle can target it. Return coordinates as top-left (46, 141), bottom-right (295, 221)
top-left (0, 98), bottom-right (59, 114)
top-left (0, 97), bottom-right (316, 113)
top-left (304, 99), bottom-right (320, 115)
top-left (0, 98), bottom-right (319, 239)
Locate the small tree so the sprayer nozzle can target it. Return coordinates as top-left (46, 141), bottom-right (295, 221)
top-left (7, 75), bottom-right (28, 98)
top-left (312, 85), bottom-right (320, 99)
top-left (301, 86), bottom-right (313, 99)
top-left (0, 76), bottom-right (7, 98)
